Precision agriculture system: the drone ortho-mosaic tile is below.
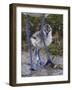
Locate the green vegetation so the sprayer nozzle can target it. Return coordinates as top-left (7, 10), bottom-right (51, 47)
top-left (46, 14), bottom-right (63, 56)
top-left (21, 13), bottom-right (63, 56)
top-left (48, 40), bottom-right (63, 56)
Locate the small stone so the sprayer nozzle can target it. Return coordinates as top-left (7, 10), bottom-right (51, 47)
top-left (21, 64), bottom-right (31, 76)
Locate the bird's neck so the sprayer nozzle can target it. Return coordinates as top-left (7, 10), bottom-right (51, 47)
top-left (49, 31), bottom-right (52, 36)
top-left (45, 31), bottom-right (52, 39)
top-left (45, 31), bottom-right (52, 46)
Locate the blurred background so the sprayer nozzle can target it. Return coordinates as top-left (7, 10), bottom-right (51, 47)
top-left (21, 13), bottom-right (63, 56)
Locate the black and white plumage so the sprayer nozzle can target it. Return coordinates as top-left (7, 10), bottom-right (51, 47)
top-left (30, 24), bottom-right (53, 70)
top-left (30, 24), bottom-right (52, 49)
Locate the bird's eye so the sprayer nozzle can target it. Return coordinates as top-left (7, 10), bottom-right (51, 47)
top-left (32, 36), bottom-right (36, 39)
top-left (46, 32), bottom-right (48, 36)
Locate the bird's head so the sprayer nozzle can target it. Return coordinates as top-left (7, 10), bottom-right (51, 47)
top-left (42, 24), bottom-right (52, 37)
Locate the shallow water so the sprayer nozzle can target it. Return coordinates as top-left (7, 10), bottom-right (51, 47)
top-left (21, 51), bottom-right (63, 77)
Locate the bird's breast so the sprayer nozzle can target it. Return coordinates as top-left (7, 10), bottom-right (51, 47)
top-left (30, 31), bottom-right (52, 48)
top-left (45, 32), bottom-right (52, 46)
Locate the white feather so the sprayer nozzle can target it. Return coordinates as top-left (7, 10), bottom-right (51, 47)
top-left (30, 24), bottom-right (52, 49)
